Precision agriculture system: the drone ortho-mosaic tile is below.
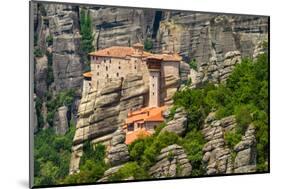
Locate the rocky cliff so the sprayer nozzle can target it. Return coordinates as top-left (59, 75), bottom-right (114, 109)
top-left (33, 2), bottom-right (268, 181)
top-left (202, 113), bottom-right (257, 175)
top-left (69, 74), bottom-right (148, 174)
top-left (149, 144), bottom-right (192, 178)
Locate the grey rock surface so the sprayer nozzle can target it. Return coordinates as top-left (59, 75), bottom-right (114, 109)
top-left (149, 144), bottom-right (192, 178)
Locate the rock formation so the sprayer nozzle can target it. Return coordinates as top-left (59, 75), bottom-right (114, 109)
top-left (107, 128), bottom-right (130, 166)
top-left (149, 144), bottom-right (192, 178)
top-left (34, 55), bottom-right (48, 98)
top-left (53, 106), bottom-right (69, 135)
top-left (69, 74), bottom-right (148, 173)
top-left (234, 124), bottom-right (256, 173)
top-left (202, 113), bottom-right (257, 175)
top-left (161, 108), bottom-right (187, 136)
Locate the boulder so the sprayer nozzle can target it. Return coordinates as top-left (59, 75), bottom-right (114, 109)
top-left (149, 144), bottom-right (192, 178)
top-left (53, 106), bottom-right (69, 135)
top-left (161, 108), bottom-right (187, 136)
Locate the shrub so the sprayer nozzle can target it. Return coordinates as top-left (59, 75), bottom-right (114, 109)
top-left (144, 38), bottom-right (153, 51)
top-left (46, 35), bottom-right (53, 46)
top-left (34, 123), bottom-right (76, 186)
top-left (224, 131), bottom-right (242, 149)
top-left (34, 47), bottom-right (43, 57)
top-left (109, 162), bottom-right (149, 181)
top-left (189, 59), bottom-right (198, 71)
top-left (182, 129), bottom-right (205, 176)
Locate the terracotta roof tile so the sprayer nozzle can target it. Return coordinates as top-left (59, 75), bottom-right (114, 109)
top-left (89, 46), bottom-right (152, 58)
top-left (125, 129), bottom-right (152, 145)
top-left (147, 54), bottom-right (182, 62)
top-left (125, 106), bottom-right (166, 125)
top-left (83, 72), bottom-right (92, 78)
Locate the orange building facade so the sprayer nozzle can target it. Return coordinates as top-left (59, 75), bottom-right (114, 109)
top-left (123, 106), bottom-right (166, 144)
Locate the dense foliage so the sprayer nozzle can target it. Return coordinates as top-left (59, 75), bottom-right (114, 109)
top-left (62, 142), bottom-right (107, 184)
top-left (173, 53), bottom-right (269, 172)
top-left (109, 162), bottom-right (149, 181)
top-left (80, 8), bottom-right (94, 71)
top-left (34, 51), bottom-right (268, 185)
top-left (188, 59), bottom-right (198, 71)
top-left (46, 89), bottom-right (75, 126)
top-left (34, 121), bottom-right (76, 186)
top-left (144, 38), bottom-right (153, 51)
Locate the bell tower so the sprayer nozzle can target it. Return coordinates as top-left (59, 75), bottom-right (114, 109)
top-left (146, 57), bottom-right (162, 107)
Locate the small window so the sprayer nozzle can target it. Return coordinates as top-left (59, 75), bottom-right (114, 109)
top-left (119, 66), bottom-right (121, 69)
top-left (106, 66), bottom-right (108, 71)
top-left (97, 65), bottom-right (99, 68)
top-left (152, 92), bottom-right (155, 95)
top-left (152, 84), bottom-right (154, 87)
top-left (135, 60), bottom-right (137, 63)
top-left (128, 124), bottom-right (134, 131)
top-left (153, 76), bottom-right (154, 78)
top-left (134, 66), bottom-right (137, 69)
top-left (109, 59), bottom-right (111, 63)
top-left (97, 72), bottom-right (99, 76)
top-left (104, 59), bottom-right (106, 63)
top-left (106, 74), bottom-right (109, 78)
top-left (117, 73), bottom-right (119, 77)
top-left (119, 61), bottom-right (121, 64)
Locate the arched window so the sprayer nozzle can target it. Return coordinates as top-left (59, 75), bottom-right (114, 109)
top-left (106, 66), bottom-right (108, 71)
top-left (119, 66), bottom-right (121, 69)
top-left (134, 65), bottom-right (137, 69)
top-left (117, 73), bottom-right (119, 77)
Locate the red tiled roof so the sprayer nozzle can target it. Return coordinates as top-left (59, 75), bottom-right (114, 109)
top-left (147, 53), bottom-right (182, 62)
top-left (83, 72), bottom-right (92, 78)
top-left (89, 46), bottom-right (152, 58)
top-left (125, 129), bottom-right (152, 145)
top-left (125, 106), bottom-right (166, 125)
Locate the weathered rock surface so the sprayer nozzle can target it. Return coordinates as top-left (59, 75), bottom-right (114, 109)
top-left (53, 106), bottom-right (69, 135)
top-left (149, 144), bottom-right (192, 178)
top-left (107, 128), bottom-right (130, 166)
top-left (34, 55), bottom-right (48, 98)
top-left (234, 124), bottom-right (256, 173)
top-left (202, 113), bottom-right (236, 175)
top-left (36, 4), bottom-right (83, 93)
top-left (161, 108), bottom-right (187, 136)
top-left (97, 164), bottom-right (125, 182)
top-left (70, 74), bottom-right (148, 173)
top-left (202, 113), bottom-right (257, 175)
top-left (89, 7), bottom-right (155, 50)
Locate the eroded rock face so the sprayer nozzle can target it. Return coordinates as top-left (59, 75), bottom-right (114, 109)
top-left (35, 55), bottom-right (48, 98)
top-left (107, 128), bottom-right (130, 166)
top-left (201, 113), bottom-right (257, 175)
top-left (53, 106), bottom-right (69, 135)
top-left (161, 108), bottom-right (187, 136)
top-left (202, 113), bottom-right (236, 175)
top-left (43, 4), bottom-right (83, 93)
top-left (155, 13), bottom-right (267, 86)
top-left (70, 73), bottom-right (148, 173)
top-left (89, 8), bottom-right (155, 50)
top-left (149, 144), bottom-right (192, 178)
top-left (234, 124), bottom-right (256, 173)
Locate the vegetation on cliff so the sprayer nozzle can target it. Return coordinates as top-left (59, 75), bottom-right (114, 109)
top-left (79, 8), bottom-right (94, 71)
top-left (34, 52), bottom-right (268, 185)
top-left (34, 121), bottom-right (75, 186)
